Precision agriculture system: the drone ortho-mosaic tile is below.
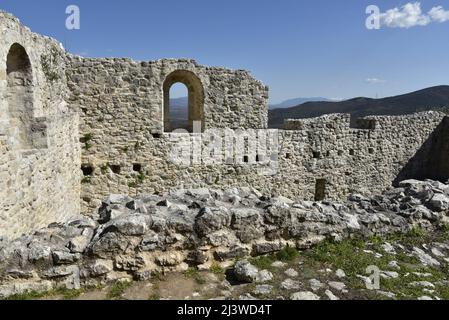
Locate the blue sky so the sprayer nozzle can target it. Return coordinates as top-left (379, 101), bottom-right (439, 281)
top-left (2, 0), bottom-right (449, 103)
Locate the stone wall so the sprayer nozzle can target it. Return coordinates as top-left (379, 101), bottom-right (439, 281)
top-left (2, 11), bottom-right (449, 237)
top-left (1, 180), bottom-right (449, 297)
top-left (66, 56), bottom-right (269, 133)
top-left (69, 96), bottom-right (448, 215)
top-left (281, 112), bottom-right (448, 200)
top-left (0, 12), bottom-right (81, 239)
top-left (65, 52), bottom-right (449, 215)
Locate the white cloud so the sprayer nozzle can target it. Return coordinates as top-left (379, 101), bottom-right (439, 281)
top-left (365, 78), bottom-right (386, 84)
top-left (428, 6), bottom-right (449, 22)
top-left (379, 2), bottom-right (449, 28)
top-left (380, 2), bottom-right (430, 28)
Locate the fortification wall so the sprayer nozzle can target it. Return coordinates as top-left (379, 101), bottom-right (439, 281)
top-left (0, 12), bottom-right (80, 239)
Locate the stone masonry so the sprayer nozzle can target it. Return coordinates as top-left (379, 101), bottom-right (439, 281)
top-left (0, 12), bottom-right (80, 239)
top-left (1, 11), bottom-right (449, 238)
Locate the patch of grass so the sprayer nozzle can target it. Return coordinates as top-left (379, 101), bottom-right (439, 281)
top-left (148, 293), bottom-right (161, 300)
top-left (56, 288), bottom-right (85, 300)
top-left (81, 133), bottom-right (94, 151)
top-left (210, 263), bottom-right (225, 274)
top-left (3, 290), bottom-right (47, 300)
top-left (385, 226), bottom-right (430, 246)
top-left (81, 177), bottom-right (92, 184)
top-left (184, 267), bottom-right (199, 278)
top-left (380, 265), bottom-right (447, 300)
top-left (303, 229), bottom-right (449, 299)
top-left (304, 237), bottom-right (392, 289)
top-left (249, 255), bottom-right (277, 270)
top-left (439, 224), bottom-right (449, 241)
top-left (276, 246), bottom-right (300, 262)
top-left (151, 271), bottom-right (165, 283)
top-left (137, 172), bottom-right (146, 183)
top-left (107, 280), bottom-right (133, 300)
top-left (195, 276), bottom-right (207, 285)
top-left (2, 287), bottom-right (85, 301)
top-left (184, 267), bottom-right (206, 285)
top-left (248, 246), bottom-right (300, 270)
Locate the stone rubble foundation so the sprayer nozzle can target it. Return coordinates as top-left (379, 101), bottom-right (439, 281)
top-left (1, 179), bottom-right (449, 298)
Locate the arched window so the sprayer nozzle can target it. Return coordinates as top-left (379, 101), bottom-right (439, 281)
top-left (6, 43), bottom-right (34, 149)
top-left (168, 83), bottom-right (189, 131)
top-left (163, 70), bottom-right (204, 133)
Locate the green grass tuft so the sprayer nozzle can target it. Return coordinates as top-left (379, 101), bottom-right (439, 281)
top-left (107, 280), bottom-right (133, 300)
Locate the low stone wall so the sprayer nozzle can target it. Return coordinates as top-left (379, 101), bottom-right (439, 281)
top-left (1, 179), bottom-right (448, 298)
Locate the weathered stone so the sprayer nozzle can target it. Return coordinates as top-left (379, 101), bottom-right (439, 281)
top-left (328, 281), bottom-right (346, 292)
top-left (114, 255), bottom-right (145, 271)
top-left (107, 214), bottom-right (152, 236)
top-left (52, 250), bottom-right (80, 265)
top-left (281, 279), bottom-right (301, 290)
top-left (290, 292), bottom-right (320, 300)
top-left (28, 245), bottom-right (52, 263)
top-left (429, 193), bottom-right (449, 212)
top-left (69, 229), bottom-right (94, 253)
top-left (325, 290), bottom-right (340, 300)
top-left (413, 247), bottom-right (441, 267)
top-left (194, 207), bottom-right (232, 237)
top-left (214, 246), bottom-right (250, 261)
top-left (126, 200), bottom-right (148, 214)
top-left (231, 209), bottom-right (264, 243)
top-left (90, 232), bottom-right (130, 258)
top-left (309, 279), bottom-right (324, 292)
top-left (187, 250), bottom-right (209, 265)
top-left (254, 285), bottom-right (274, 296)
top-left (336, 269), bottom-right (346, 278)
top-left (155, 252), bottom-right (183, 267)
top-left (0, 281), bottom-right (53, 299)
top-left (82, 260), bottom-right (113, 278)
top-left (233, 260), bottom-right (273, 283)
top-left (284, 268), bottom-right (299, 278)
top-left (252, 242), bottom-right (285, 255)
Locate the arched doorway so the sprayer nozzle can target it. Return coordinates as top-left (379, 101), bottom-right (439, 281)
top-left (163, 70), bottom-right (204, 133)
top-left (6, 43), bottom-right (34, 149)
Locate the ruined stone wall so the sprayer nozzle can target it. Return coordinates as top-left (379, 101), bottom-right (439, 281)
top-left (66, 56), bottom-right (269, 134)
top-left (65, 56), bottom-right (270, 213)
top-left (281, 112), bottom-right (447, 200)
top-left (0, 12), bottom-right (81, 239)
top-left (2, 11), bottom-right (448, 232)
top-left (67, 75), bottom-right (447, 215)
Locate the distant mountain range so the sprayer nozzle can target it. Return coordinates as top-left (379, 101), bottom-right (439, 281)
top-left (269, 97), bottom-right (333, 109)
top-left (268, 86), bottom-right (449, 128)
top-left (169, 86), bottom-right (449, 129)
top-left (171, 96), bottom-right (335, 112)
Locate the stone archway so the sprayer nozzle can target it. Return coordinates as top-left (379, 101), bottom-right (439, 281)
top-left (163, 70), bottom-right (204, 133)
top-left (6, 43), bottom-right (34, 149)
